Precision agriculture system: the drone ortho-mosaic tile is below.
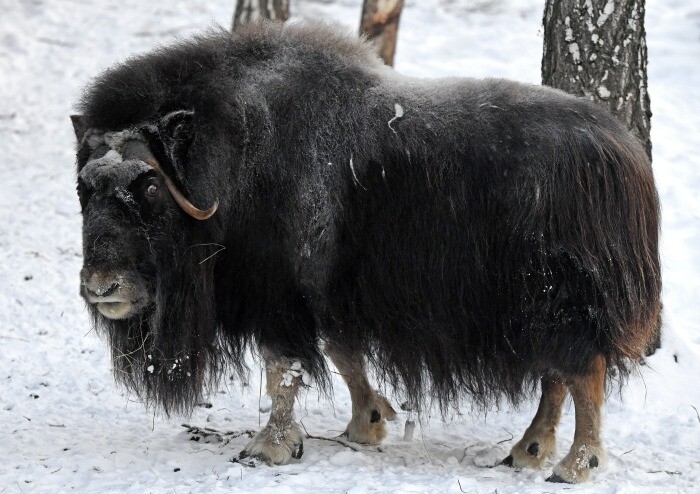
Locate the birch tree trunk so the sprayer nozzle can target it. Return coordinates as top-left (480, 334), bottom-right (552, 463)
top-left (232, 0), bottom-right (290, 30)
top-left (542, 0), bottom-right (660, 354)
top-left (360, 0), bottom-right (405, 66)
top-left (542, 0), bottom-right (652, 158)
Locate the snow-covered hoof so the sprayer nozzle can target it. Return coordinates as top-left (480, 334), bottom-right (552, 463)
top-left (505, 432), bottom-right (557, 469)
top-left (344, 391), bottom-right (397, 445)
top-left (239, 423), bottom-right (304, 465)
top-left (545, 473), bottom-right (569, 483)
top-left (549, 444), bottom-right (606, 483)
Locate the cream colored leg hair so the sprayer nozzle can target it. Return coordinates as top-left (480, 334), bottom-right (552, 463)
top-left (505, 372), bottom-right (568, 469)
top-left (549, 355), bottom-right (608, 483)
top-left (325, 342), bottom-right (396, 445)
top-left (240, 355), bottom-right (305, 465)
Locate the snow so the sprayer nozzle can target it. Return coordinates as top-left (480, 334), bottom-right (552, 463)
top-left (565, 16), bottom-right (574, 41)
top-left (569, 41), bottom-right (582, 63)
top-left (597, 0), bottom-right (616, 28)
top-left (281, 362), bottom-right (311, 387)
top-left (387, 102), bottom-right (404, 131)
top-left (1, 0), bottom-right (699, 493)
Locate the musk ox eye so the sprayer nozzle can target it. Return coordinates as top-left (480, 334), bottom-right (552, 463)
top-left (146, 184), bottom-right (158, 196)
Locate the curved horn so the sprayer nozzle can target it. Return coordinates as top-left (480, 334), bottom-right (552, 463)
top-left (145, 159), bottom-right (218, 221)
top-left (163, 174), bottom-right (219, 220)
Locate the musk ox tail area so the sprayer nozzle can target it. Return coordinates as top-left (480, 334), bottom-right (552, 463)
top-left (75, 22), bottom-right (661, 416)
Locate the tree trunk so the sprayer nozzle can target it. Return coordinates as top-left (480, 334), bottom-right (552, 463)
top-left (542, 0), bottom-right (651, 159)
top-left (232, 0), bottom-right (290, 30)
top-left (542, 0), bottom-right (659, 354)
top-left (360, 0), bottom-right (405, 66)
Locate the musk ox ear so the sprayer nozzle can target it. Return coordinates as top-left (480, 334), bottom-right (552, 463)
top-left (70, 114), bottom-right (89, 142)
top-left (158, 110), bottom-right (195, 182)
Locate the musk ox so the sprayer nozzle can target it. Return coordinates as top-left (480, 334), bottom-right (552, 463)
top-left (72, 22), bottom-right (661, 483)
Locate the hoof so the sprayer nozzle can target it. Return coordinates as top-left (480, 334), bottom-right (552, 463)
top-left (501, 455), bottom-right (514, 467)
top-left (240, 423), bottom-right (304, 465)
top-left (546, 473), bottom-right (570, 483)
top-left (551, 444), bottom-right (606, 483)
top-left (506, 432), bottom-right (556, 470)
top-left (234, 452), bottom-right (264, 468)
top-left (344, 391), bottom-right (396, 445)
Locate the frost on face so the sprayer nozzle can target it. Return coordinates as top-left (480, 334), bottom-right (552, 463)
top-left (280, 361), bottom-right (311, 387)
top-left (80, 128), bottom-right (153, 192)
top-left (103, 128), bottom-right (147, 151)
top-left (78, 149), bottom-right (153, 194)
top-left (86, 127), bottom-right (146, 152)
top-left (79, 150), bottom-right (152, 190)
top-left (115, 186), bottom-right (137, 207)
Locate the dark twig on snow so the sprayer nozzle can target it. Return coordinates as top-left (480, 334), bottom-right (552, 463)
top-left (457, 479), bottom-right (466, 493)
top-left (305, 433), bottom-right (366, 452)
top-left (299, 420), bottom-right (381, 454)
top-left (231, 456), bottom-right (259, 468)
top-left (621, 447), bottom-right (636, 457)
top-left (189, 448), bottom-right (217, 455)
top-left (0, 335), bottom-right (30, 342)
top-left (690, 405), bottom-right (700, 423)
top-left (496, 428), bottom-right (514, 444)
top-left (37, 37), bottom-right (76, 48)
top-left (182, 424), bottom-right (255, 447)
top-left (648, 470), bottom-right (682, 475)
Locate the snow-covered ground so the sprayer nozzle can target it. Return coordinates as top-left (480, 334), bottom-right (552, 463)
top-left (1, 0), bottom-right (698, 492)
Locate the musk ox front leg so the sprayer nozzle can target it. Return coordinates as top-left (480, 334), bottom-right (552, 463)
top-left (548, 355), bottom-right (608, 483)
top-left (240, 355), bottom-right (305, 465)
top-left (503, 372), bottom-right (567, 469)
top-left (325, 342), bottom-right (397, 445)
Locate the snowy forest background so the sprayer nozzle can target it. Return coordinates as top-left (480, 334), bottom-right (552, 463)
top-left (1, 0), bottom-right (699, 492)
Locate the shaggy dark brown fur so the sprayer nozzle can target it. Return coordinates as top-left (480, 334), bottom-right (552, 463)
top-left (73, 22), bottom-right (661, 417)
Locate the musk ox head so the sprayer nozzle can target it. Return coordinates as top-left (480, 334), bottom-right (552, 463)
top-left (73, 111), bottom-right (217, 320)
top-left (72, 110), bottom-right (225, 414)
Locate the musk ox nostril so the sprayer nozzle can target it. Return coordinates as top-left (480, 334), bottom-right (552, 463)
top-left (86, 281), bottom-right (119, 297)
top-left (99, 283), bottom-right (119, 297)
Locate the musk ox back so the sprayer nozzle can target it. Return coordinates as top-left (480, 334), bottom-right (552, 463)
top-left (72, 23), bottom-right (661, 483)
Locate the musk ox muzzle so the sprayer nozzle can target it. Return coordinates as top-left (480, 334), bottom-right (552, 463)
top-left (80, 268), bottom-right (150, 320)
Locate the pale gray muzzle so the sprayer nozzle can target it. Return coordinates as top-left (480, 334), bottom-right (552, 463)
top-left (81, 270), bottom-right (149, 320)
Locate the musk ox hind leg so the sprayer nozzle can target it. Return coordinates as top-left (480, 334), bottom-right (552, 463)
top-left (547, 355), bottom-right (608, 483)
top-left (239, 355), bottom-right (306, 465)
top-left (503, 372), bottom-right (567, 470)
top-left (325, 342), bottom-right (397, 445)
